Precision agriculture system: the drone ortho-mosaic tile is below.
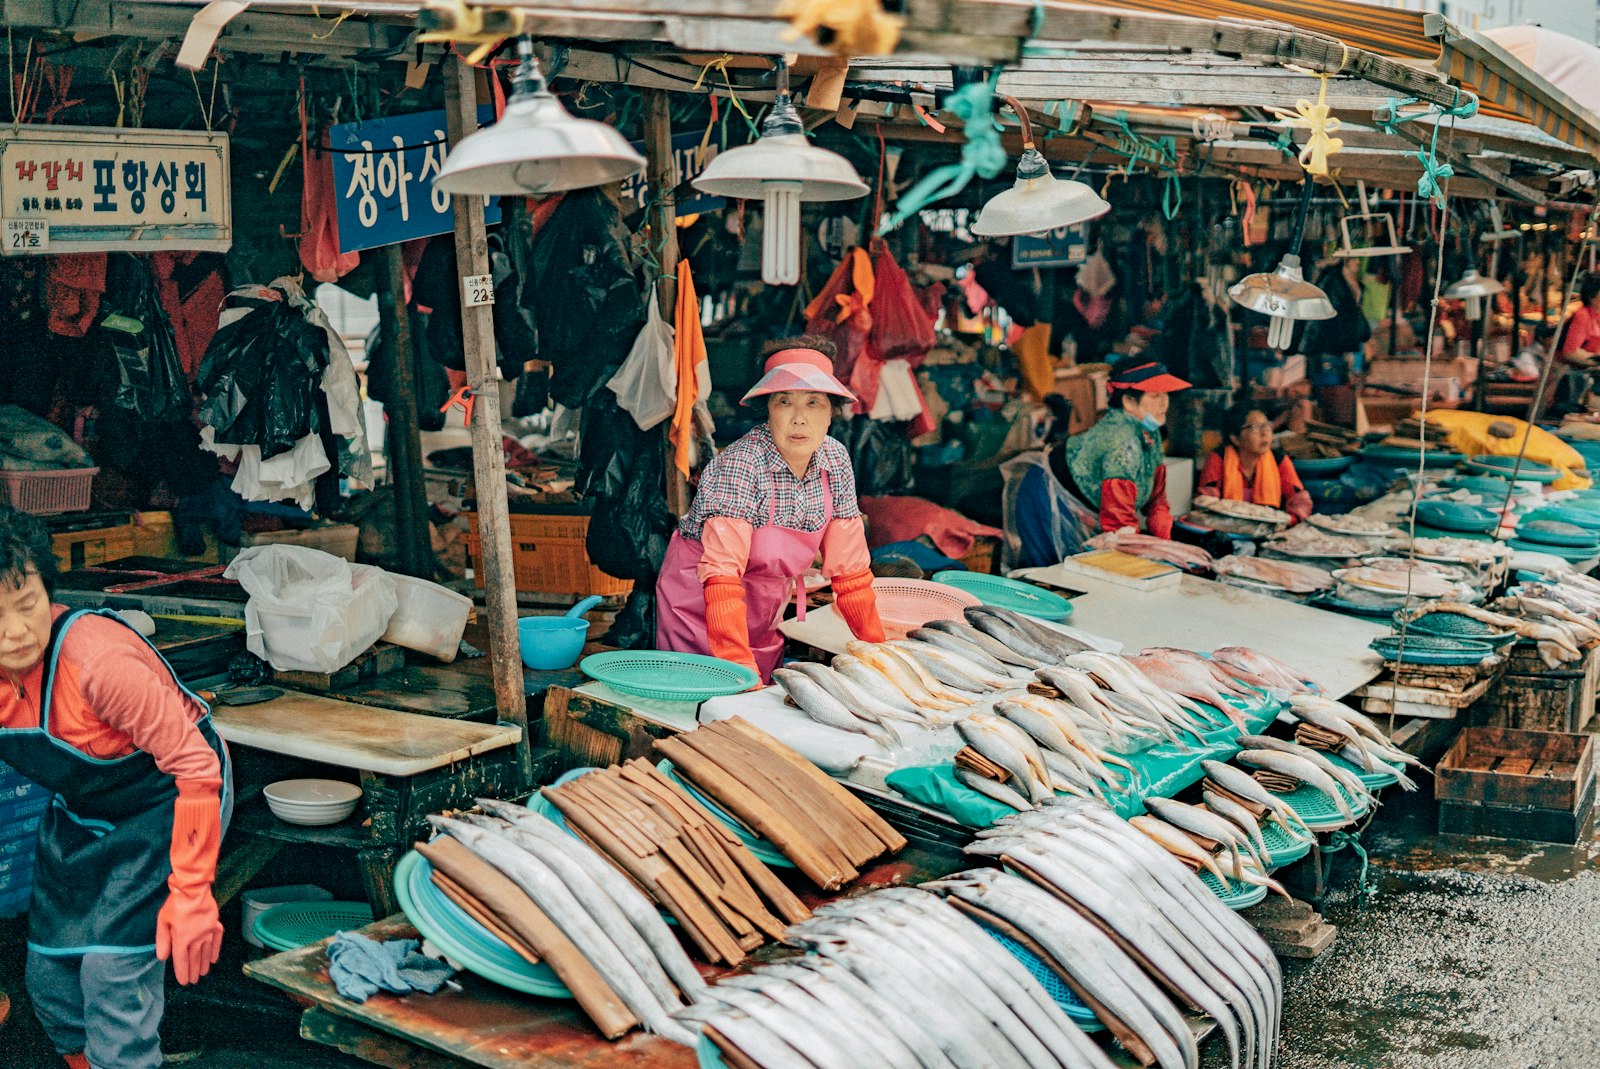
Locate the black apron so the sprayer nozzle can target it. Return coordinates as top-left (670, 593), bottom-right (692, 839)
top-left (0, 609), bottom-right (229, 956)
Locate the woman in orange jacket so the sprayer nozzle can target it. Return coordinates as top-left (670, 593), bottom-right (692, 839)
top-left (0, 505), bottom-right (231, 1069)
top-left (1197, 403), bottom-right (1313, 524)
top-left (656, 337), bottom-right (884, 681)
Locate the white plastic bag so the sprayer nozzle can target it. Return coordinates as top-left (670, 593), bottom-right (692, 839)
top-left (606, 295), bottom-right (677, 430)
top-left (224, 545), bottom-right (398, 674)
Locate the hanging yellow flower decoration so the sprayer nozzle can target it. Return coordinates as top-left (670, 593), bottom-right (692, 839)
top-left (1270, 73), bottom-right (1344, 178)
top-left (778, 0), bottom-right (903, 57)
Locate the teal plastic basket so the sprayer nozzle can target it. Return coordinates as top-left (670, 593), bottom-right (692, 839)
top-left (392, 850), bottom-right (571, 998)
top-left (1259, 819), bottom-right (1315, 869)
top-left (253, 900), bottom-right (373, 953)
top-left (580, 651), bottom-right (758, 702)
top-left (1276, 781), bottom-right (1370, 832)
top-left (1197, 870), bottom-right (1270, 911)
top-left (931, 571), bottom-right (1074, 621)
top-left (1326, 750), bottom-right (1400, 791)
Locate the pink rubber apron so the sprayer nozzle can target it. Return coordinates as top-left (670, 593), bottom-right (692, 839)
top-left (656, 471), bottom-right (833, 683)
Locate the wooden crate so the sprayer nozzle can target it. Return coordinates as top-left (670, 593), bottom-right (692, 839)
top-left (465, 511), bottom-right (632, 599)
top-left (1437, 727), bottom-right (1596, 844)
top-left (51, 523), bottom-right (133, 571)
top-left (1477, 645), bottom-right (1598, 734)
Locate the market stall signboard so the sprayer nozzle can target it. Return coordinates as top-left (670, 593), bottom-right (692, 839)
top-left (0, 124), bottom-right (230, 254)
top-left (620, 131), bottom-right (724, 218)
top-left (329, 107), bottom-right (501, 253)
top-left (1012, 224), bottom-right (1088, 268)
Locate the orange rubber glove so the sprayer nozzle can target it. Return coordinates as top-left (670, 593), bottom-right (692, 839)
top-left (832, 568), bottom-right (886, 642)
top-left (703, 575), bottom-right (758, 675)
top-left (156, 778), bottom-right (224, 986)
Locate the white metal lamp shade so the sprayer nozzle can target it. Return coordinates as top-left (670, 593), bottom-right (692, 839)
top-left (1228, 253), bottom-right (1336, 350)
top-left (433, 39), bottom-right (644, 196)
top-left (691, 74), bottom-right (866, 284)
top-left (1446, 269), bottom-right (1504, 322)
top-left (972, 148), bottom-right (1110, 236)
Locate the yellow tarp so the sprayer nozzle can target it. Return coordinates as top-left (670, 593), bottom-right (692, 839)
top-left (1420, 410), bottom-right (1592, 491)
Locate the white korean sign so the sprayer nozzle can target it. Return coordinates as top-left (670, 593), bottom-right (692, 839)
top-left (0, 124), bottom-right (231, 254)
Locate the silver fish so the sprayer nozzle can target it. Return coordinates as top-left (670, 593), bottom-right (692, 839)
top-left (1201, 789), bottom-right (1273, 862)
top-left (754, 963), bottom-right (932, 1069)
top-left (1234, 735), bottom-right (1373, 805)
top-left (1145, 797), bottom-right (1255, 876)
top-left (926, 618), bottom-right (1044, 670)
top-left (830, 654), bottom-right (921, 716)
top-left (981, 605), bottom-right (1095, 659)
top-left (908, 626), bottom-right (1028, 679)
top-left (473, 799), bottom-right (707, 1000)
top-left (774, 668), bottom-right (895, 746)
top-left (785, 957), bottom-right (960, 1069)
top-left (673, 1006), bottom-right (813, 1069)
top-left (1337, 744), bottom-right (1418, 791)
top-left (967, 608), bottom-right (1062, 664)
top-left (1201, 760), bottom-right (1316, 840)
top-left (959, 717), bottom-right (1053, 804)
top-left (955, 766), bottom-right (1033, 812)
top-left (430, 817), bottom-right (695, 1045)
top-left (1234, 750), bottom-right (1358, 823)
top-left (702, 984), bottom-right (855, 1067)
top-left (897, 639), bottom-right (1013, 692)
top-left (788, 662), bottom-right (924, 731)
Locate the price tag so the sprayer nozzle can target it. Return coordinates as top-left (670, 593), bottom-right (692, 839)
top-left (2, 219), bottom-right (49, 255)
top-left (462, 273), bottom-right (495, 307)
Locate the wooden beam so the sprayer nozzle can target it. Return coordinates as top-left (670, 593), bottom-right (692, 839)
top-left (372, 243), bottom-right (434, 578)
top-left (443, 55), bottom-right (529, 781)
top-left (643, 87), bottom-right (690, 518)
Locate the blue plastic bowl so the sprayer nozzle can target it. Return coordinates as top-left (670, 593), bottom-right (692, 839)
top-left (518, 617), bottom-right (589, 670)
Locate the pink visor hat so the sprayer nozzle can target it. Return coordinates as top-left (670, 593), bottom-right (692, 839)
top-left (740, 348), bottom-right (858, 406)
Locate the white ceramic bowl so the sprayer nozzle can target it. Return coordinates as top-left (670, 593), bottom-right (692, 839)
top-left (264, 779), bottom-right (361, 825)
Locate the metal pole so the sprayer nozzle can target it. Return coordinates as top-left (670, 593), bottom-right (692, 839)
top-left (444, 55), bottom-right (528, 777)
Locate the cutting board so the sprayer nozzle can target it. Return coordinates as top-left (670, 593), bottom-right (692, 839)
top-left (213, 690), bottom-right (521, 776)
top-left (1059, 549), bottom-right (1181, 590)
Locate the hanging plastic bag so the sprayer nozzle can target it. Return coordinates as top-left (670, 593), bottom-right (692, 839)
top-left (224, 545), bottom-right (398, 674)
top-left (100, 258), bottom-right (193, 424)
top-left (606, 292), bottom-right (677, 430)
top-left (198, 295), bottom-right (327, 459)
top-left (867, 244), bottom-right (935, 361)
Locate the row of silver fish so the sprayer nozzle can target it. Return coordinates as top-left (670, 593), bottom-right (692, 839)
top-left (1282, 694), bottom-right (1425, 790)
top-left (429, 801), bottom-right (708, 1045)
top-left (677, 885), bottom-right (1120, 1068)
top-left (966, 799), bottom-right (1283, 1069)
top-left (957, 697), bottom-right (1136, 811)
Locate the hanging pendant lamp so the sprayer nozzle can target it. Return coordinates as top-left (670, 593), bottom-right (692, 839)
top-left (1229, 178), bottom-right (1335, 350)
top-left (691, 61), bottom-right (867, 286)
top-left (1445, 269), bottom-right (1504, 322)
top-left (433, 38), bottom-right (645, 196)
top-left (972, 96), bottom-right (1109, 236)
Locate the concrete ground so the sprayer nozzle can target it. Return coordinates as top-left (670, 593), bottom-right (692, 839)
top-left (4, 787), bottom-right (1598, 1068)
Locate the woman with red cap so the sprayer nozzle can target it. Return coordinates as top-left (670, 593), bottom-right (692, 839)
top-left (1003, 357), bottom-right (1189, 569)
top-left (656, 337), bottom-right (885, 681)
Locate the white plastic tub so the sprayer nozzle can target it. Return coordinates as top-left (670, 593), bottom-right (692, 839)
top-left (381, 573), bottom-right (472, 662)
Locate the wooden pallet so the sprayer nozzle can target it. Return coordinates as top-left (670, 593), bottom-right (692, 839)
top-left (1436, 727), bottom-right (1597, 843)
top-left (1353, 672), bottom-right (1497, 719)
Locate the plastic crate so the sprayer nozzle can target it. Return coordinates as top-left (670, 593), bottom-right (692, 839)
top-left (0, 815), bottom-right (42, 854)
top-left (0, 467), bottom-right (98, 515)
top-left (0, 779), bottom-right (47, 810)
top-left (465, 511), bottom-right (632, 599)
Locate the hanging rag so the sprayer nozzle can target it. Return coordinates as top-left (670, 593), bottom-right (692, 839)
top-left (299, 129), bottom-right (359, 283)
top-left (867, 359), bottom-right (925, 422)
top-left (44, 253), bottom-right (107, 338)
top-left (803, 248), bottom-right (875, 380)
top-left (1077, 251), bottom-right (1116, 298)
top-left (152, 252), bottom-right (227, 378)
top-left (326, 932), bottom-right (454, 1003)
top-left (1013, 321), bottom-right (1055, 401)
top-left (852, 244), bottom-right (934, 412)
top-left (670, 260), bottom-right (710, 477)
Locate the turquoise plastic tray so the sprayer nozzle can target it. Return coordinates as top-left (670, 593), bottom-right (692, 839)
top-left (1397, 611), bottom-right (1516, 647)
top-left (393, 850), bottom-right (572, 998)
top-left (932, 571), bottom-right (1074, 620)
top-left (1515, 519), bottom-right (1600, 549)
top-left (1369, 634), bottom-right (1495, 666)
top-left (254, 900), bottom-right (373, 953)
top-left (1198, 870), bottom-right (1270, 910)
top-left (1415, 499), bottom-right (1498, 534)
top-left (1463, 455), bottom-right (1561, 483)
top-left (580, 651), bottom-right (758, 702)
top-left (983, 926), bottom-right (1105, 1030)
top-left (1507, 539), bottom-right (1599, 563)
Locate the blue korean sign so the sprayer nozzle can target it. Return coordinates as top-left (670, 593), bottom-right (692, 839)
top-left (329, 107), bottom-right (501, 253)
top-left (1012, 224), bottom-right (1089, 269)
top-left (620, 132), bottom-right (724, 218)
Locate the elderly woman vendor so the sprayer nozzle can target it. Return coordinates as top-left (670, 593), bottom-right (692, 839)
top-left (656, 337), bottom-right (885, 680)
top-left (1003, 357), bottom-right (1190, 568)
top-left (1197, 403), bottom-right (1313, 524)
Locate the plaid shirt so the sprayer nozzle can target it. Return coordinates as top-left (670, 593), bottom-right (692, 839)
top-left (679, 424), bottom-right (861, 541)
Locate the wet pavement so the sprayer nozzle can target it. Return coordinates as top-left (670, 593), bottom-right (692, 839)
top-left (1265, 786), bottom-right (1600, 1069)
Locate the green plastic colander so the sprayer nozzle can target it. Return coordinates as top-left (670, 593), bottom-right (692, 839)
top-left (253, 900), bottom-right (374, 952)
top-left (930, 571), bottom-right (1074, 621)
top-left (580, 651), bottom-right (759, 702)
top-left (1198, 870), bottom-right (1270, 911)
top-left (1259, 820), bottom-right (1315, 869)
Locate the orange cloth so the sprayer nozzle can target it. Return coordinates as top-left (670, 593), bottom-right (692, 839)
top-left (300, 132), bottom-right (359, 283)
top-left (670, 260), bottom-right (707, 477)
top-left (805, 247), bottom-right (875, 331)
top-left (1220, 446), bottom-right (1282, 507)
top-left (1014, 321), bottom-right (1055, 400)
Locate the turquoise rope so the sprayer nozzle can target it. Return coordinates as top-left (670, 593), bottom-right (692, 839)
top-left (1376, 92), bottom-right (1479, 208)
top-left (877, 72), bottom-right (1007, 234)
top-left (1325, 829), bottom-right (1375, 896)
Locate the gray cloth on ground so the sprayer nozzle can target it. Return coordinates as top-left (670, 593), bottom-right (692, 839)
top-left (327, 931), bottom-right (455, 1002)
